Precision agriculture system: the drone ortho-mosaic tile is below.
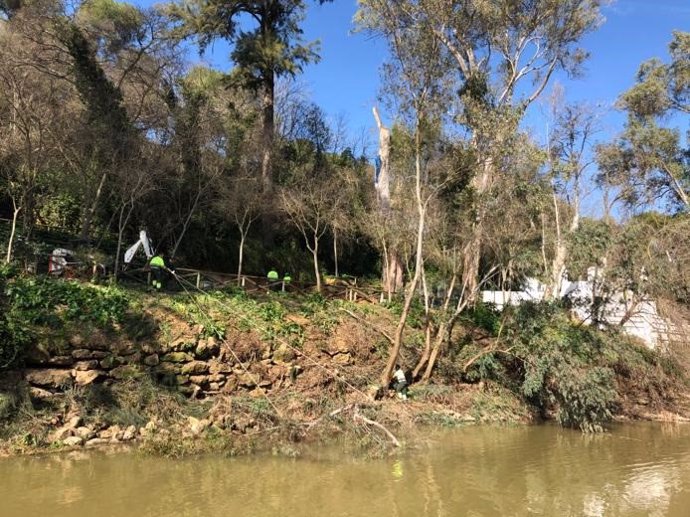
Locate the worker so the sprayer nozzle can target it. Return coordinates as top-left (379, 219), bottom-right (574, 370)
top-left (150, 252), bottom-right (167, 291)
top-left (267, 268), bottom-right (279, 291)
top-left (282, 272), bottom-right (292, 292)
top-left (393, 364), bottom-right (408, 400)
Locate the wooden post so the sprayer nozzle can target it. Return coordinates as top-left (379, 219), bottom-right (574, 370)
top-left (196, 272), bottom-right (200, 289)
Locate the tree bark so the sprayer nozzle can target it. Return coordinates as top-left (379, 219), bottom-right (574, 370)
top-left (237, 229), bottom-right (246, 286)
top-left (460, 156), bottom-right (493, 305)
top-left (5, 202), bottom-right (21, 264)
top-left (312, 235), bottom-right (321, 293)
top-left (373, 106), bottom-right (402, 295)
top-left (380, 122), bottom-right (426, 386)
top-left (261, 78), bottom-right (275, 191)
top-left (333, 227), bottom-right (339, 278)
top-left (80, 170), bottom-right (107, 242)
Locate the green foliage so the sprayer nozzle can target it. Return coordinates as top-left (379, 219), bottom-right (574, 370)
top-left (0, 277), bottom-right (130, 369)
top-left (462, 302), bottom-right (501, 335)
top-left (5, 277), bottom-right (129, 326)
top-left (462, 302), bottom-right (633, 432)
top-left (383, 296), bottom-right (425, 329)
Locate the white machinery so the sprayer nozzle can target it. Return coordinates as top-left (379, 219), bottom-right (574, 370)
top-left (124, 230), bottom-right (154, 265)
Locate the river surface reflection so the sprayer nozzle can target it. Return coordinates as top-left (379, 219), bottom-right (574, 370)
top-left (1, 423), bottom-right (689, 516)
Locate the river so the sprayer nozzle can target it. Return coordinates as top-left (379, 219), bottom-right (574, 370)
top-left (1, 423), bottom-right (689, 516)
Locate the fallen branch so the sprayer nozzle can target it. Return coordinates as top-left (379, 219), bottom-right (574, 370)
top-left (303, 404), bottom-right (354, 432)
top-left (353, 406), bottom-right (401, 448)
top-left (462, 346), bottom-right (517, 372)
top-left (340, 308), bottom-right (394, 344)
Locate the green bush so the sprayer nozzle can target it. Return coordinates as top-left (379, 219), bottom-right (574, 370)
top-left (462, 302), bottom-right (619, 432)
top-left (0, 277), bottom-right (130, 369)
top-left (462, 302), bottom-right (501, 335)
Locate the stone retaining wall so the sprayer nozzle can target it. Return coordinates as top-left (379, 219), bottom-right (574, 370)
top-left (17, 330), bottom-right (304, 400)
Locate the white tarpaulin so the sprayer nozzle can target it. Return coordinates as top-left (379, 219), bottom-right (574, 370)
top-left (124, 230), bottom-right (154, 264)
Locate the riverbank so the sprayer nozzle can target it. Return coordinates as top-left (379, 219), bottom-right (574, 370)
top-left (1, 275), bottom-right (688, 457)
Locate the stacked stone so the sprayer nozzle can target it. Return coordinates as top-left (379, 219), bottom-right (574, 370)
top-left (21, 333), bottom-right (303, 399)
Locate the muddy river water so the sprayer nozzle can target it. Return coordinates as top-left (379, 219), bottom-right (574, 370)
top-left (1, 423), bottom-right (689, 516)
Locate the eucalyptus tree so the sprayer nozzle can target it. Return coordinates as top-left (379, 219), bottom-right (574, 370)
top-left (358, 8), bottom-right (456, 384)
top-left (168, 0), bottom-right (331, 190)
top-left (357, 0), bottom-right (603, 305)
top-left (544, 101), bottom-right (599, 299)
top-left (597, 31), bottom-right (690, 212)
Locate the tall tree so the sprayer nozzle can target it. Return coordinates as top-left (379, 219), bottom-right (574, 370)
top-left (357, 0), bottom-right (603, 305)
top-left (168, 0), bottom-right (329, 190)
top-left (544, 101), bottom-right (598, 299)
top-left (597, 31), bottom-right (690, 212)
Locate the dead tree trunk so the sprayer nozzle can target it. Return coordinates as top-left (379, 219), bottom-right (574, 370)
top-left (5, 201), bottom-right (21, 264)
top-left (373, 106), bottom-right (403, 295)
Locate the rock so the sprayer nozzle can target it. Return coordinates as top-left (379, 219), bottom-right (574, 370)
top-left (139, 420), bottom-right (157, 436)
top-left (177, 385), bottom-right (196, 397)
top-left (24, 369), bottom-right (73, 389)
top-left (189, 375), bottom-right (210, 387)
top-left (99, 355), bottom-right (120, 369)
top-left (273, 343), bottom-right (296, 362)
top-left (73, 370), bottom-right (104, 386)
top-left (47, 356), bottom-right (75, 367)
top-left (188, 417), bottom-right (209, 436)
top-left (154, 362), bottom-right (180, 375)
top-left (237, 373), bottom-right (256, 389)
top-left (176, 375), bottom-right (190, 385)
top-left (109, 365), bottom-right (143, 380)
top-left (122, 351), bottom-right (143, 365)
top-left (141, 343), bottom-right (157, 355)
top-left (208, 360), bottom-right (232, 375)
top-left (208, 373), bottom-right (226, 383)
top-left (258, 379), bottom-right (272, 388)
top-left (267, 366), bottom-right (285, 383)
top-left (75, 426), bottom-right (96, 441)
top-left (167, 338), bottom-right (189, 352)
top-left (73, 360), bottom-right (99, 371)
top-left (195, 338), bottom-right (220, 359)
top-left (85, 438), bottom-right (109, 448)
top-left (209, 382), bottom-right (221, 391)
top-left (29, 387), bottom-right (55, 401)
top-left (50, 427), bottom-right (73, 442)
top-left (98, 425), bottom-right (120, 440)
top-left (192, 324), bottom-right (204, 336)
top-left (286, 314), bottom-right (310, 326)
top-left (122, 425), bottom-right (137, 441)
top-left (143, 354), bottom-right (160, 367)
top-left (161, 352), bottom-right (193, 363)
top-left (66, 415), bottom-right (83, 429)
top-left (333, 352), bottom-right (352, 365)
top-left (111, 342), bottom-right (136, 355)
top-left (181, 361), bottom-right (209, 375)
top-left (249, 387), bottom-right (266, 399)
top-left (222, 376), bottom-right (238, 393)
top-left (72, 349), bottom-right (99, 360)
top-left (62, 436), bottom-right (84, 447)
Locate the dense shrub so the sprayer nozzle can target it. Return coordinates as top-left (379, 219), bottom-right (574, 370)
top-left (461, 302), bottom-right (639, 432)
top-left (0, 276), bottom-right (130, 369)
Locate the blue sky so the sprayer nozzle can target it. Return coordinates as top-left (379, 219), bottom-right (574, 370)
top-left (136, 1), bottom-right (688, 141)
top-left (134, 0), bottom-right (688, 212)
